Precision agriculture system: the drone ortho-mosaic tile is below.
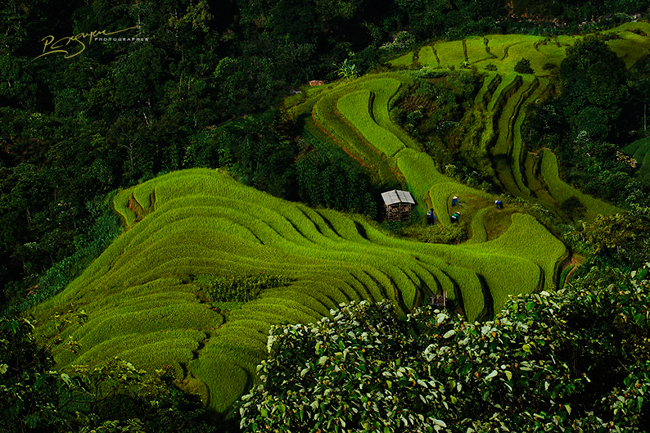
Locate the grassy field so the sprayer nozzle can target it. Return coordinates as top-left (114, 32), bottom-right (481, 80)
top-left (30, 23), bottom-right (650, 418)
top-left (417, 45), bottom-right (438, 67)
top-left (32, 168), bottom-right (567, 415)
top-left (540, 150), bottom-right (619, 218)
top-left (388, 51), bottom-right (414, 67)
top-left (337, 90), bottom-right (405, 156)
top-left (432, 40), bottom-right (465, 68)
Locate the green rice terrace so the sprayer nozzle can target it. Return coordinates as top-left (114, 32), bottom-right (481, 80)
top-left (33, 169), bottom-right (566, 414)
top-left (30, 22), bottom-right (650, 417)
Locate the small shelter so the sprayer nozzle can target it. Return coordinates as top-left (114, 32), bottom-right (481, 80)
top-left (429, 292), bottom-right (448, 309)
top-left (381, 189), bottom-right (415, 221)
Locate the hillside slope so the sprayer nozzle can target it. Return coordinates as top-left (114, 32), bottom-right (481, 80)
top-left (32, 168), bottom-right (566, 413)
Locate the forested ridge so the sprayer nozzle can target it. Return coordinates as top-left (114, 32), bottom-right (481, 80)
top-left (2, 0), bottom-right (650, 431)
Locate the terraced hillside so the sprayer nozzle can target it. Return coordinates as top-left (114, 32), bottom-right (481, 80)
top-left (32, 169), bottom-right (566, 413)
top-left (291, 65), bottom-right (615, 231)
top-left (345, 24), bottom-right (648, 220)
top-left (30, 23), bottom-right (650, 418)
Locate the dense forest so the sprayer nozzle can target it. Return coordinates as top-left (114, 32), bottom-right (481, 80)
top-left (2, 0), bottom-right (650, 431)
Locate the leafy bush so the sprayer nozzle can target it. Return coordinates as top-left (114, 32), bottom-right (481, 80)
top-left (239, 265), bottom-right (650, 432)
top-left (514, 58), bottom-right (534, 74)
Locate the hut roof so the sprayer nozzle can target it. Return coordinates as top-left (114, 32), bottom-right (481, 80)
top-left (381, 190), bottom-right (415, 206)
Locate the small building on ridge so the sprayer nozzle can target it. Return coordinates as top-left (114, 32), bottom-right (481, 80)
top-left (381, 189), bottom-right (415, 221)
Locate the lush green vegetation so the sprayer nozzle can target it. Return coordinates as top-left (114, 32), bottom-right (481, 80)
top-left (1, 317), bottom-right (220, 433)
top-left (4, 0), bottom-right (650, 430)
top-left (239, 265), bottom-right (650, 432)
top-left (28, 168), bottom-right (565, 417)
top-left (623, 136), bottom-right (650, 181)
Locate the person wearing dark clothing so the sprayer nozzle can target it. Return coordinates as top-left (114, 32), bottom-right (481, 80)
top-left (427, 208), bottom-right (435, 225)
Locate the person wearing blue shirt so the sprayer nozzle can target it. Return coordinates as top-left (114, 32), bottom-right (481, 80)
top-left (427, 208), bottom-right (435, 225)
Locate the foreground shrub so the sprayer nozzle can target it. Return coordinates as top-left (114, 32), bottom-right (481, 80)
top-left (0, 316), bottom-right (220, 432)
top-left (238, 265), bottom-right (650, 432)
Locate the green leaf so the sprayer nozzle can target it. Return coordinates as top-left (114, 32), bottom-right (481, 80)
top-left (4, 320), bottom-right (19, 334)
top-left (25, 414), bottom-right (39, 428)
top-left (443, 330), bottom-right (456, 339)
top-left (432, 418), bottom-right (447, 428)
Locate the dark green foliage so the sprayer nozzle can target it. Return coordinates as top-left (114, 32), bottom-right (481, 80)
top-left (514, 58), bottom-right (533, 74)
top-left (559, 195), bottom-right (586, 219)
top-left (560, 35), bottom-right (628, 135)
top-left (0, 317), bottom-right (222, 433)
top-left (194, 274), bottom-right (292, 303)
top-left (0, 317), bottom-right (60, 432)
top-left (296, 145), bottom-right (377, 217)
top-left (512, 0), bottom-right (650, 20)
top-left (393, 71), bottom-right (480, 143)
top-left (522, 33), bottom-right (650, 209)
top-left (209, 112), bottom-right (299, 199)
top-left (2, 193), bottom-right (121, 317)
top-left (569, 207), bottom-right (650, 270)
top-left (239, 264), bottom-right (650, 431)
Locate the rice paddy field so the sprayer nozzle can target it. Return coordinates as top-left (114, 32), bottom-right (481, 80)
top-left (32, 168), bottom-right (567, 414)
top-left (31, 22), bottom-right (650, 417)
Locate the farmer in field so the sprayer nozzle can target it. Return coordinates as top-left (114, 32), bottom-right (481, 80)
top-left (451, 212), bottom-right (460, 223)
top-left (451, 196), bottom-right (459, 206)
top-left (427, 208), bottom-right (435, 225)
top-left (495, 199), bottom-right (503, 209)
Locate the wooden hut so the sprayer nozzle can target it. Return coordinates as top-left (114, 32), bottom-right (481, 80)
top-left (429, 292), bottom-right (448, 309)
top-left (381, 189), bottom-right (415, 221)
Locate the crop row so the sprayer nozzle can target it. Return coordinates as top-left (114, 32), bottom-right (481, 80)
top-left (390, 24), bottom-right (650, 76)
top-left (337, 90), bottom-right (405, 157)
top-left (539, 150), bottom-right (619, 218)
top-left (34, 167), bottom-right (567, 413)
top-left (510, 78), bottom-right (548, 196)
top-left (312, 81), bottom-right (395, 182)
